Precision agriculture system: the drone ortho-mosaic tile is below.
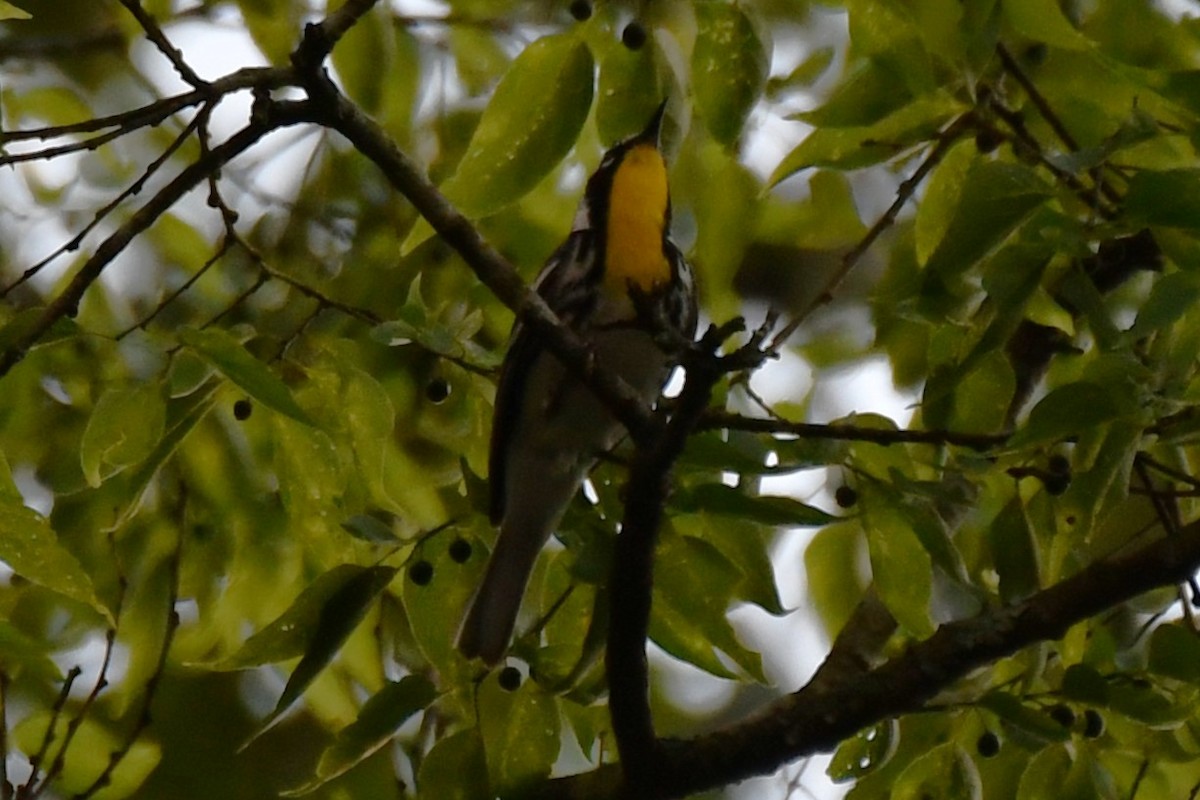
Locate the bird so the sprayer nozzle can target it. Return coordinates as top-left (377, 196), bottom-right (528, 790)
top-left (456, 103), bottom-right (699, 665)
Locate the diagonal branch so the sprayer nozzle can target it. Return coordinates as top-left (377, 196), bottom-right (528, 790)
top-left (297, 64), bottom-right (659, 442)
top-left (541, 516), bottom-right (1200, 799)
top-left (117, 0), bottom-right (205, 87)
top-left (0, 100), bottom-right (316, 379)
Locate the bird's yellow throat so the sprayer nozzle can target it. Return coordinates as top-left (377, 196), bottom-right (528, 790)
top-left (604, 143), bottom-right (671, 294)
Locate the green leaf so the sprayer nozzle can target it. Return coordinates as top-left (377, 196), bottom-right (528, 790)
top-left (805, 523), bottom-right (864, 638)
top-left (1009, 382), bottom-right (1125, 448)
top-left (687, 515), bottom-right (785, 615)
top-left (0, 1), bottom-right (31, 20)
top-left (673, 483), bottom-right (835, 527)
top-left (178, 327), bottom-right (315, 427)
top-left (769, 93), bottom-right (963, 183)
top-left (771, 46), bottom-right (835, 91)
top-left (205, 564), bottom-right (395, 671)
top-left (980, 691), bottom-right (1069, 743)
top-left (0, 498), bottom-right (111, 624)
top-left (417, 730), bottom-right (488, 800)
top-left (1017, 745), bottom-right (1072, 800)
top-left (244, 564), bottom-right (400, 744)
top-left (402, 34), bottom-right (593, 253)
top-left (793, 59), bottom-right (912, 128)
top-left (282, 675), bottom-right (438, 796)
top-left (1106, 680), bottom-right (1180, 724)
top-left (914, 139), bottom-right (975, 266)
top-left (892, 743), bottom-right (980, 800)
top-left (651, 530), bottom-right (765, 681)
top-left (14, 710), bottom-right (161, 798)
top-left (402, 523), bottom-right (486, 675)
top-left (370, 278), bottom-right (500, 370)
top-left (1061, 664), bottom-right (1109, 705)
top-left (1002, 0), bottom-right (1091, 51)
top-left (0, 449), bottom-right (22, 504)
top-left (988, 496), bottom-right (1040, 604)
top-left (237, 0), bottom-right (301, 64)
top-left (0, 620), bottom-right (61, 682)
top-left (116, 386), bottom-right (216, 526)
top-left (79, 382), bottom-right (166, 488)
top-left (1149, 623), bottom-right (1200, 684)
top-left (1127, 271), bottom-right (1200, 340)
top-left (828, 719), bottom-right (898, 782)
top-left (692, 2), bottom-right (770, 146)
top-left (595, 35), bottom-right (672, 146)
top-left (1126, 169), bottom-right (1200, 230)
top-left (478, 671), bottom-right (561, 796)
top-left (922, 159), bottom-right (1052, 278)
top-left (861, 490), bottom-right (933, 637)
top-left (340, 513), bottom-right (401, 544)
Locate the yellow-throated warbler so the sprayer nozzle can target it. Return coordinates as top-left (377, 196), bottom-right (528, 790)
top-left (456, 104), bottom-right (698, 665)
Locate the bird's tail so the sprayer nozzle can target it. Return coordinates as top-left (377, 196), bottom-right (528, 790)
top-left (456, 517), bottom-right (547, 665)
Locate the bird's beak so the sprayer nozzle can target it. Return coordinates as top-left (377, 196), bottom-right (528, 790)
top-left (641, 100), bottom-right (668, 148)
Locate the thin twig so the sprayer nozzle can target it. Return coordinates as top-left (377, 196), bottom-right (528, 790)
top-left (699, 411), bottom-right (1007, 451)
top-left (117, 0), bottom-right (206, 87)
top-left (771, 112), bottom-right (976, 347)
top-left (0, 100), bottom-right (316, 378)
top-left (3, 109), bottom-right (206, 297)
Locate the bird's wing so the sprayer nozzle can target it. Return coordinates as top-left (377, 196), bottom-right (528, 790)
top-left (488, 231), bottom-right (597, 523)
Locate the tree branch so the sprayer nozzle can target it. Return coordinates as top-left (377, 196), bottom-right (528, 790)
top-left (298, 67), bottom-right (659, 441)
top-left (0, 100), bottom-right (314, 378)
top-left (544, 517), bottom-right (1200, 799)
top-left (607, 322), bottom-right (774, 792)
top-left (698, 411), bottom-right (1007, 451)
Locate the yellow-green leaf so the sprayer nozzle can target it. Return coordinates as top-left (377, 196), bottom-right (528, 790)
top-left (179, 327), bottom-right (315, 427)
top-left (402, 34), bottom-right (593, 254)
top-left (79, 382), bottom-right (165, 488)
top-left (0, 499), bottom-right (112, 624)
top-left (693, 2), bottom-right (770, 146)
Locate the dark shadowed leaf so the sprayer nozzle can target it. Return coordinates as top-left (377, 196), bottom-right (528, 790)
top-left (1149, 624), bottom-right (1200, 684)
top-left (674, 482), bottom-right (835, 527)
top-left (922, 160), bottom-right (1052, 278)
top-left (282, 675), bottom-right (438, 796)
top-left (179, 327), bottom-right (315, 427)
top-left (988, 496), bottom-right (1040, 604)
top-left (693, 2), bottom-right (770, 146)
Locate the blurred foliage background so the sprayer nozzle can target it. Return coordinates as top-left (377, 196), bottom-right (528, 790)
top-left (4, 0), bottom-right (1200, 798)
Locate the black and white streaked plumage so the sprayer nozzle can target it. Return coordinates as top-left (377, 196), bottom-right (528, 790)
top-left (456, 105), bottom-right (698, 665)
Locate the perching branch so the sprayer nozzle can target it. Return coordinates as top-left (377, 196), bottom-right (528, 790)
top-left (607, 320), bottom-right (776, 791)
top-left (295, 53), bottom-right (660, 442)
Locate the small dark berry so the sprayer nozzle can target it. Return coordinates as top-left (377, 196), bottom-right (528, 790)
top-left (1047, 454), bottom-right (1070, 475)
top-left (1023, 43), bottom-right (1048, 66)
top-left (425, 378), bottom-right (451, 404)
top-left (1048, 703), bottom-right (1076, 728)
top-left (974, 129), bottom-right (1003, 154)
top-left (498, 665), bottom-right (522, 691)
top-left (569, 0), bottom-right (591, 21)
top-left (409, 559), bottom-right (434, 586)
top-left (233, 398), bottom-right (253, 420)
top-left (1083, 709), bottom-right (1105, 738)
top-left (1044, 472), bottom-right (1070, 496)
top-left (448, 537), bottom-right (472, 564)
top-left (976, 731), bottom-right (1000, 758)
top-left (835, 485), bottom-right (858, 508)
top-left (621, 21), bottom-right (647, 50)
